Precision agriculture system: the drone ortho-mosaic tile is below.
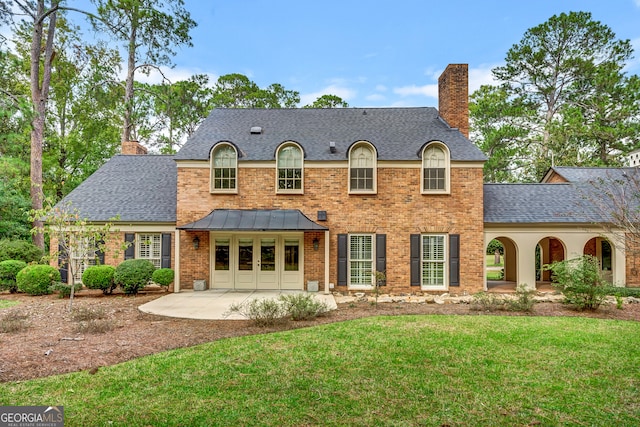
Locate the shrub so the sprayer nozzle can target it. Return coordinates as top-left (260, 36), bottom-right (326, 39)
top-left (71, 306), bottom-right (106, 321)
top-left (470, 292), bottom-right (506, 311)
top-left (505, 284), bottom-right (535, 312)
top-left (16, 264), bottom-right (60, 295)
top-left (82, 265), bottom-right (116, 295)
top-left (278, 293), bottom-right (330, 320)
top-left (0, 309), bottom-right (29, 333)
top-left (608, 287), bottom-right (640, 298)
top-left (114, 259), bottom-right (155, 295)
top-left (226, 298), bottom-right (288, 326)
top-left (74, 319), bottom-right (115, 334)
top-left (152, 268), bottom-right (174, 287)
top-left (50, 281), bottom-right (83, 298)
top-left (546, 255), bottom-right (612, 311)
top-left (0, 260), bottom-right (27, 293)
top-left (0, 239), bottom-right (44, 263)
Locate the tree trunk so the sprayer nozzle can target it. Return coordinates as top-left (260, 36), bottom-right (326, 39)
top-left (122, 10), bottom-right (138, 143)
top-left (29, 1), bottom-right (58, 249)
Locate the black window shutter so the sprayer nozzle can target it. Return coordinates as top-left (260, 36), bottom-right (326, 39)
top-left (376, 234), bottom-right (386, 285)
top-left (96, 239), bottom-right (105, 265)
top-left (58, 243), bottom-right (68, 284)
top-left (161, 233), bottom-right (172, 269)
top-left (124, 233), bottom-right (135, 260)
top-left (337, 234), bottom-right (348, 286)
top-left (410, 234), bottom-right (421, 286)
top-left (449, 234), bottom-right (460, 287)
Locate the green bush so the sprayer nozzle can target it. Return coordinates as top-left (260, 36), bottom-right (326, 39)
top-left (114, 259), bottom-right (155, 295)
top-left (16, 264), bottom-right (60, 295)
top-left (82, 265), bottom-right (116, 295)
top-left (470, 292), bottom-right (506, 312)
top-left (50, 281), bottom-right (83, 298)
top-left (0, 260), bottom-right (27, 293)
top-left (608, 287), bottom-right (640, 298)
top-left (226, 298), bottom-right (288, 326)
top-left (546, 255), bottom-right (612, 311)
top-left (152, 268), bottom-right (174, 287)
top-left (0, 239), bottom-right (44, 263)
top-left (278, 293), bottom-right (330, 320)
top-left (505, 284), bottom-right (536, 312)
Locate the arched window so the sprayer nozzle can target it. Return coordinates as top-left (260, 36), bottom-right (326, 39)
top-left (349, 142), bottom-right (376, 193)
top-left (422, 143), bottom-right (449, 193)
top-left (210, 143), bottom-right (237, 193)
top-left (276, 143), bottom-right (303, 193)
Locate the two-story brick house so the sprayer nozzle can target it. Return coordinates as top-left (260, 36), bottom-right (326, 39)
top-left (54, 64), bottom-right (637, 293)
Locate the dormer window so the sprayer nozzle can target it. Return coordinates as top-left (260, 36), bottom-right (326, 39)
top-left (421, 142), bottom-right (450, 194)
top-left (276, 142), bottom-right (303, 193)
top-left (210, 143), bottom-right (238, 193)
top-left (349, 141), bottom-right (376, 193)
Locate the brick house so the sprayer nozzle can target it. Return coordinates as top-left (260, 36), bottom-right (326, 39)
top-left (55, 64), bottom-right (638, 293)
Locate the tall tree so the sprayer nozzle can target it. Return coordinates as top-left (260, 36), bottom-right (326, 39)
top-left (90, 0), bottom-right (197, 143)
top-left (211, 74), bottom-right (300, 108)
top-left (303, 94), bottom-right (349, 108)
top-left (472, 11), bottom-right (640, 181)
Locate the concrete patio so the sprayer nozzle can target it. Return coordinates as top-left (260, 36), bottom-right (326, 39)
top-left (138, 289), bottom-right (337, 320)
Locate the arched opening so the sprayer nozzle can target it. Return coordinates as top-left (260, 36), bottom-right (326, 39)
top-left (486, 237), bottom-right (518, 291)
top-left (536, 237), bottom-right (566, 289)
top-left (584, 237), bottom-right (614, 283)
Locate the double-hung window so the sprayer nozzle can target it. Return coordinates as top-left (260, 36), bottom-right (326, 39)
top-left (137, 233), bottom-right (162, 268)
top-left (421, 235), bottom-right (446, 289)
top-left (71, 238), bottom-right (97, 283)
top-left (276, 143), bottom-right (303, 193)
top-left (349, 234), bottom-right (374, 287)
top-left (422, 143), bottom-right (449, 193)
top-left (210, 143), bottom-right (237, 193)
top-left (349, 142), bottom-right (376, 193)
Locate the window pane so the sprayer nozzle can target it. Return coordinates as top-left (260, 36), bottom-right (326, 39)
top-left (215, 239), bottom-right (229, 270)
top-left (349, 235), bottom-right (373, 285)
top-left (238, 239), bottom-right (253, 271)
top-left (284, 240), bottom-right (299, 271)
top-left (213, 145), bottom-right (237, 190)
top-left (422, 235), bottom-right (445, 286)
top-left (261, 239), bottom-right (276, 271)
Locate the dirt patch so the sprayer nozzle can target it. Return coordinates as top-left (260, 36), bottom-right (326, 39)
top-left (1, 290), bottom-right (639, 382)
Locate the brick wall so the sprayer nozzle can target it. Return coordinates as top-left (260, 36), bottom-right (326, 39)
top-left (176, 163), bottom-right (485, 293)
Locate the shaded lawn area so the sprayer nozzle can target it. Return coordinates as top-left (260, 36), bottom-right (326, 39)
top-left (1, 315), bottom-right (639, 426)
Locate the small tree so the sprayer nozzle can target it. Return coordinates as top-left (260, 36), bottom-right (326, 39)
top-left (30, 201), bottom-right (121, 310)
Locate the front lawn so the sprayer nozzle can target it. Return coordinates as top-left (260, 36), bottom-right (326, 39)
top-left (1, 315), bottom-right (639, 426)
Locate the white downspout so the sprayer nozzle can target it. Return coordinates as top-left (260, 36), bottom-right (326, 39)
top-left (324, 229), bottom-right (330, 295)
top-left (174, 229), bottom-right (181, 292)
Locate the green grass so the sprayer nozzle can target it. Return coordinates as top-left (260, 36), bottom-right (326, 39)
top-left (1, 316), bottom-right (639, 426)
top-left (0, 299), bottom-right (20, 309)
top-left (486, 269), bottom-right (503, 280)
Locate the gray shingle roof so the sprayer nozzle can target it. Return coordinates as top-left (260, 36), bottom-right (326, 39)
top-left (56, 155), bottom-right (176, 222)
top-left (547, 166), bottom-right (638, 183)
top-left (175, 108), bottom-right (487, 162)
top-left (483, 183), bottom-right (605, 224)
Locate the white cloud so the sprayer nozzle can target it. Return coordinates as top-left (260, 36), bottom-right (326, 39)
top-left (364, 93), bottom-right (386, 102)
top-left (299, 84), bottom-right (356, 106)
top-left (393, 84), bottom-right (438, 98)
top-left (635, 0), bottom-right (640, 7)
top-left (468, 63), bottom-right (500, 92)
top-left (375, 84), bottom-right (387, 92)
top-left (119, 65), bottom-right (219, 85)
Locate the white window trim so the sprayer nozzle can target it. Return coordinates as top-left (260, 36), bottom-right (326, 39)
top-left (71, 238), bottom-right (97, 284)
top-left (275, 142), bottom-right (304, 194)
top-left (421, 142), bottom-right (450, 195)
top-left (348, 141), bottom-right (377, 194)
top-left (136, 233), bottom-right (162, 269)
top-left (421, 234), bottom-right (448, 290)
top-left (210, 143), bottom-right (238, 194)
top-left (348, 233), bottom-right (375, 289)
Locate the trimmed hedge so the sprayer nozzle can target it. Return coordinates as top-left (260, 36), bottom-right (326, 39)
top-left (0, 240), bottom-right (44, 263)
top-left (114, 259), bottom-right (155, 295)
top-left (16, 264), bottom-right (60, 296)
top-left (0, 260), bottom-right (27, 293)
top-left (152, 268), bottom-right (174, 287)
top-left (82, 265), bottom-right (116, 295)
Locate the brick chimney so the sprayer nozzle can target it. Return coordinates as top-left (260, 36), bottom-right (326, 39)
top-left (121, 140), bottom-right (148, 155)
top-left (438, 64), bottom-right (469, 138)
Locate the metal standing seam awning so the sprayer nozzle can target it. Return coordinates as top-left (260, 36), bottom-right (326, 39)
top-left (177, 209), bottom-right (328, 231)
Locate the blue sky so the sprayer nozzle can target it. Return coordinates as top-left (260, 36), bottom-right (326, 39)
top-left (6, 1), bottom-right (640, 107)
top-left (163, 0), bottom-right (640, 107)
